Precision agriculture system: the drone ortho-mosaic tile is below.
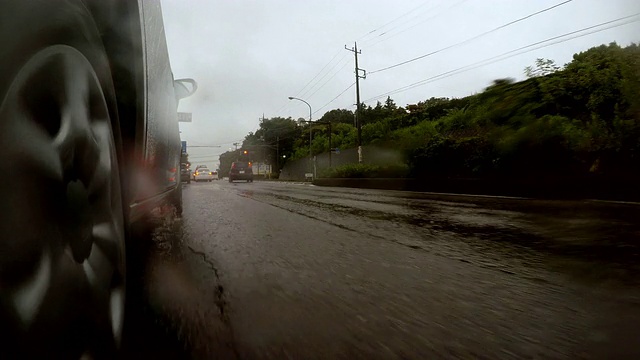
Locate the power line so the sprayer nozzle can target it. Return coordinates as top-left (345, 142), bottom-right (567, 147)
top-left (364, 14), bottom-right (640, 103)
top-left (188, 154), bottom-right (225, 160)
top-left (299, 54), bottom-right (350, 99)
top-left (184, 139), bottom-right (244, 148)
top-left (360, 0), bottom-right (450, 47)
top-left (312, 82), bottom-right (356, 116)
top-left (305, 58), bottom-right (352, 100)
top-left (187, 139), bottom-right (239, 146)
top-left (279, 3), bottom-right (445, 117)
top-left (365, 0), bottom-right (470, 49)
top-left (273, 48), bottom-right (345, 115)
top-left (276, 55), bottom-right (351, 117)
top-left (275, 2), bottom-right (449, 118)
top-left (369, 0), bottom-right (573, 75)
top-left (355, 1), bottom-right (437, 44)
top-left (293, 48), bottom-right (343, 98)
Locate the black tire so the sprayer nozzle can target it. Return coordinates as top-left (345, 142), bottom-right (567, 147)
top-left (0, 1), bottom-right (127, 357)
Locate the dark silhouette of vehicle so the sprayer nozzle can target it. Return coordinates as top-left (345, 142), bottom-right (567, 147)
top-left (181, 163), bottom-right (192, 184)
top-left (229, 161), bottom-right (254, 182)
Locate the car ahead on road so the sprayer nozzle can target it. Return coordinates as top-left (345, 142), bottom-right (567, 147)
top-left (181, 164), bottom-right (192, 184)
top-left (194, 167), bottom-right (216, 182)
top-left (192, 165), bottom-right (209, 180)
top-left (0, 0), bottom-right (195, 357)
top-left (229, 161), bottom-right (254, 182)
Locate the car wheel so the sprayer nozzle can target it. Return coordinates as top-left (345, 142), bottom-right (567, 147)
top-left (0, 2), bottom-right (126, 357)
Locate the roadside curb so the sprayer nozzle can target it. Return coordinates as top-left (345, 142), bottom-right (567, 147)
top-left (312, 177), bottom-right (640, 202)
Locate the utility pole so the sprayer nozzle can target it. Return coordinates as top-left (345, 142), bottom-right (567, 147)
top-left (345, 42), bottom-right (366, 163)
top-left (233, 142), bottom-right (240, 151)
top-left (328, 122), bottom-right (332, 168)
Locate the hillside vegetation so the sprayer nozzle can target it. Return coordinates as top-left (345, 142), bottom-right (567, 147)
top-left (225, 42), bottom-right (640, 181)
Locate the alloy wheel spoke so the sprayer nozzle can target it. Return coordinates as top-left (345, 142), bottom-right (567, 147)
top-left (12, 251), bottom-right (52, 328)
top-left (86, 121), bottom-right (113, 198)
top-left (91, 221), bottom-right (121, 269)
top-left (83, 244), bottom-right (113, 292)
top-left (53, 56), bottom-right (93, 175)
top-left (7, 115), bottom-right (63, 182)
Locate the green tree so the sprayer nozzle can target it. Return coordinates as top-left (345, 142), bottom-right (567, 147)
top-left (524, 58), bottom-right (561, 78)
top-left (241, 42), bottom-right (640, 182)
top-left (243, 117), bottom-right (301, 170)
top-left (318, 109), bottom-right (354, 125)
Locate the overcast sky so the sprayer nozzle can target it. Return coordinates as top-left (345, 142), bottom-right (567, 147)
top-left (160, 0), bottom-right (639, 169)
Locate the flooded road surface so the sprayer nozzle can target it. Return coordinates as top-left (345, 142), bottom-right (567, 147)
top-left (131, 180), bottom-right (640, 359)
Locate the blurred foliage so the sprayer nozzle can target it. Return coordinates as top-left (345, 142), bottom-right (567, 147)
top-left (218, 149), bottom-right (241, 175)
top-left (524, 58), bottom-right (562, 78)
top-left (236, 42), bottom-right (640, 179)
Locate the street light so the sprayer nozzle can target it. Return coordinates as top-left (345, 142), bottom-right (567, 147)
top-left (288, 96), bottom-right (314, 176)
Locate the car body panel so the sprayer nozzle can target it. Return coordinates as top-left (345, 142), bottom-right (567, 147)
top-left (140, 0), bottom-right (180, 190)
top-left (126, 0), bottom-right (183, 221)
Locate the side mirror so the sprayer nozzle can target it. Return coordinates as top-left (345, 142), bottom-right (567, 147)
top-left (174, 78), bottom-right (198, 101)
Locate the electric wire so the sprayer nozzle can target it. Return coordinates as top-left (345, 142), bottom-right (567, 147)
top-left (364, 14), bottom-right (640, 103)
top-left (365, 0), bottom-right (470, 48)
top-left (313, 82), bottom-right (356, 116)
top-left (369, 0), bottom-right (573, 74)
top-left (356, 0), bottom-right (441, 44)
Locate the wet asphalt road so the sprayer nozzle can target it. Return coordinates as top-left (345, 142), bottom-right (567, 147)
top-left (126, 180), bottom-right (640, 359)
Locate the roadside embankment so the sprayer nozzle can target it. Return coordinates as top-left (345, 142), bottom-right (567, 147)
top-left (313, 176), bottom-right (640, 201)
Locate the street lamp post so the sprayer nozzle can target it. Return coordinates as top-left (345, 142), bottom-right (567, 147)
top-left (288, 96), bottom-right (313, 177)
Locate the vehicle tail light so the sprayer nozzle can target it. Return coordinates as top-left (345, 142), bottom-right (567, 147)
top-left (232, 163), bottom-right (236, 169)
